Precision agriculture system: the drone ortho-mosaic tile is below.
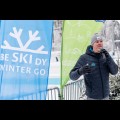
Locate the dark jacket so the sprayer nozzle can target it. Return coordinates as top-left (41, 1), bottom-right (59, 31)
top-left (69, 45), bottom-right (118, 99)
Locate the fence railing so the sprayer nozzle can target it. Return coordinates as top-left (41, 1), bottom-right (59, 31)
top-left (13, 79), bottom-right (85, 100)
top-left (13, 87), bottom-right (61, 100)
top-left (62, 79), bottom-right (86, 100)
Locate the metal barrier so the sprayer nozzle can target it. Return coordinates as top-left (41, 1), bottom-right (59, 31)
top-left (46, 87), bottom-right (61, 100)
top-left (13, 79), bottom-right (85, 100)
top-left (13, 87), bottom-right (61, 100)
top-left (62, 79), bottom-right (86, 100)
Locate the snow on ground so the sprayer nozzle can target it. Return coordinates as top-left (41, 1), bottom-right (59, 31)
top-left (48, 51), bottom-right (60, 89)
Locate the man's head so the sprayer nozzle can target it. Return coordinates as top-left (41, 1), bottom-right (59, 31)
top-left (91, 33), bottom-right (103, 45)
top-left (91, 33), bottom-right (103, 53)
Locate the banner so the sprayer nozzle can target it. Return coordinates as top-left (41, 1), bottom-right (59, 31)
top-left (61, 20), bottom-right (104, 89)
top-left (0, 20), bottom-right (53, 100)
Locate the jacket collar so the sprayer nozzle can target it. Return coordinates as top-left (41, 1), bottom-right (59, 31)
top-left (86, 45), bottom-right (101, 57)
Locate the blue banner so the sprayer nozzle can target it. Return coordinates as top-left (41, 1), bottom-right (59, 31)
top-left (0, 20), bottom-right (53, 100)
top-left (95, 20), bottom-right (106, 23)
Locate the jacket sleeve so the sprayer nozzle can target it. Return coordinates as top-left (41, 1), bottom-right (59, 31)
top-left (69, 55), bottom-right (85, 80)
top-left (107, 56), bottom-right (118, 75)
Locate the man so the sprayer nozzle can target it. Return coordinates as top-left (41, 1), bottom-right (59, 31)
top-left (69, 33), bottom-right (118, 100)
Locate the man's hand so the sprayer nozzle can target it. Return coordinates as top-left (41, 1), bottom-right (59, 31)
top-left (101, 49), bottom-right (110, 58)
top-left (79, 64), bottom-right (91, 75)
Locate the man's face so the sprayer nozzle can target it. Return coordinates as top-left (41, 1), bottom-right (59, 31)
top-left (93, 40), bottom-right (103, 53)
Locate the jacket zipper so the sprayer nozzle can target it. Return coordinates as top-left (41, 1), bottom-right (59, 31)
top-left (98, 59), bottom-right (104, 98)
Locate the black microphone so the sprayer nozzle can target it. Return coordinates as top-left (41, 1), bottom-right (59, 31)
top-left (100, 48), bottom-right (106, 59)
top-left (100, 48), bottom-right (104, 53)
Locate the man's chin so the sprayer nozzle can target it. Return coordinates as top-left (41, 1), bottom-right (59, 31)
top-left (98, 47), bottom-right (103, 52)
